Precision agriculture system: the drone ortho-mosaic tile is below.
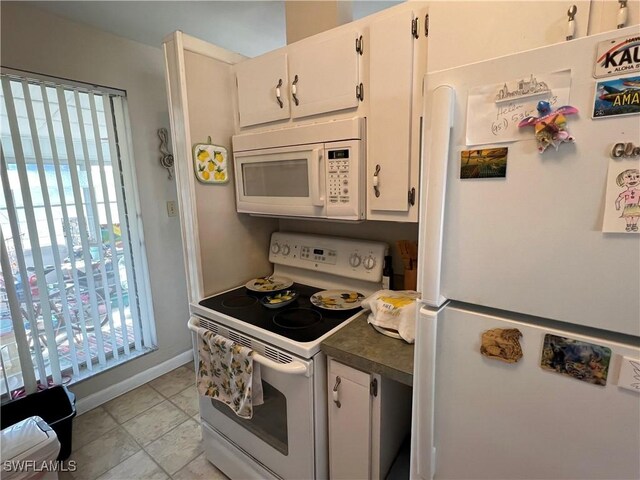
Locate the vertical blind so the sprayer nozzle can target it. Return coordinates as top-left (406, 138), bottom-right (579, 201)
top-left (0, 70), bottom-right (155, 397)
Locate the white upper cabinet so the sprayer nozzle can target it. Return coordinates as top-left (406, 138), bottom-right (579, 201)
top-left (235, 52), bottom-right (290, 127)
top-left (288, 28), bottom-right (361, 119)
top-left (367, 7), bottom-right (427, 222)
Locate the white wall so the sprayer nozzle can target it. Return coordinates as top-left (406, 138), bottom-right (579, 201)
top-left (1, 2), bottom-right (191, 400)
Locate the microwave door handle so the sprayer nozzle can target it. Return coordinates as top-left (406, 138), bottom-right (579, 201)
top-left (309, 150), bottom-right (325, 207)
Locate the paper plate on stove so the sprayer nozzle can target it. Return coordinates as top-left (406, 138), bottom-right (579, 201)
top-left (245, 276), bottom-right (293, 292)
top-left (310, 290), bottom-right (365, 310)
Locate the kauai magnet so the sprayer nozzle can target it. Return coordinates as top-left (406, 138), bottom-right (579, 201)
top-left (480, 328), bottom-right (523, 363)
top-left (518, 100), bottom-right (578, 153)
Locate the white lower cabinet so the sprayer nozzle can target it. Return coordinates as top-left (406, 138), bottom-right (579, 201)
top-left (328, 358), bottom-right (412, 480)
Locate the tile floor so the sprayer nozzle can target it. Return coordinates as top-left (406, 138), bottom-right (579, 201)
top-left (62, 363), bottom-right (228, 480)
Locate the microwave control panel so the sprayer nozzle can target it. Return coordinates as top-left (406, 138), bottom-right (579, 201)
top-left (327, 149), bottom-right (351, 205)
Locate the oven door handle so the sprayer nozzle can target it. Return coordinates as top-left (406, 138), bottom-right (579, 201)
top-left (188, 317), bottom-right (311, 377)
top-left (253, 354), bottom-right (310, 376)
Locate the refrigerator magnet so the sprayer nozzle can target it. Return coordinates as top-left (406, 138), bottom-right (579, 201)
top-left (592, 75), bottom-right (640, 119)
top-left (517, 101), bottom-right (578, 153)
top-left (617, 356), bottom-right (640, 393)
top-left (460, 148), bottom-right (508, 179)
top-left (540, 334), bottom-right (611, 386)
top-left (480, 328), bottom-right (523, 363)
top-left (601, 158), bottom-right (640, 233)
top-left (593, 35), bottom-right (640, 79)
top-left (193, 138), bottom-right (229, 184)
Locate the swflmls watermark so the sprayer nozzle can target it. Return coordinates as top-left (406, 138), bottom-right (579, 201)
top-left (2, 460), bottom-right (77, 473)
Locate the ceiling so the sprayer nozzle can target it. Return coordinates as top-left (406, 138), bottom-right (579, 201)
top-left (29, 1), bottom-right (402, 58)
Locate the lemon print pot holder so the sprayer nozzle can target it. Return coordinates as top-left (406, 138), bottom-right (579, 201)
top-left (193, 137), bottom-right (229, 184)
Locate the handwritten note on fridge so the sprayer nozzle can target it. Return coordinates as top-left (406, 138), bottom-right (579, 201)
top-left (466, 70), bottom-right (572, 146)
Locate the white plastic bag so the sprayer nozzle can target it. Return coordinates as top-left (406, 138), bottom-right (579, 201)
top-left (361, 290), bottom-right (420, 344)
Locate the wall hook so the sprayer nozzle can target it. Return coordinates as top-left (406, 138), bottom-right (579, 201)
top-left (158, 128), bottom-right (174, 180)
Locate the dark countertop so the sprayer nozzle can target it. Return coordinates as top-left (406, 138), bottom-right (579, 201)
top-left (320, 315), bottom-right (414, 386)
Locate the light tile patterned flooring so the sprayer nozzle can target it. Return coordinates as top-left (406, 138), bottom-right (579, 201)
top-left (62, 363), bottom-right (228, 480)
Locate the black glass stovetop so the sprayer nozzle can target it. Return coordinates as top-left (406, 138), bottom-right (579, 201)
top-left (198, 283), bottom-right (360, 343)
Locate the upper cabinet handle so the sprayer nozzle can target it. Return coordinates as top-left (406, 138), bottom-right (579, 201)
top-left (275, 78), bottom-right (283, 108)
top-left (292, 75), bottom-right (300, 106)
top-left (566, 5), bottom-right (577, 41)
top-left (617, 0), bottom-right (628, 28)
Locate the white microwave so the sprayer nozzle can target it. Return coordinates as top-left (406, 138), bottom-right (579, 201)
top-left (232, 118), bottom-right (365, 221)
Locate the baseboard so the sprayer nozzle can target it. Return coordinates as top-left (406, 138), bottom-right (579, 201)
top-left (75, 350), bottom-right (194, 415)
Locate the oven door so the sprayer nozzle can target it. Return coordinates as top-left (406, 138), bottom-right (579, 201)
top-left (193, 320), bottom-right (316, 479)
top-left (234, 144), bottom-right (326, 218)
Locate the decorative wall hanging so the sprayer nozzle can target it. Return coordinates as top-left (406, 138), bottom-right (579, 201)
top-left (540, 334), bottom-right (611, 386)
top-left (193, 137), bottom-right (229, 184)
top-left (517, 100), bottom-right (578, 153)
top-left (480, 328), bottom-right (523, 363)
top-left (593, 75), bottom-right (640, 118)
top-left (157, 128), bottom-right (174, 180)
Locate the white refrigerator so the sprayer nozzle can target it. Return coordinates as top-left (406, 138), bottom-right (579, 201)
top-left (411, 26), bottom-right (640, 480)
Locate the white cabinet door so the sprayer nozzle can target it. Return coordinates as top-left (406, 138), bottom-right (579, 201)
top-left (367, 8), bottom-right (427, 222)
top-left (235, 52), bottom-right (290, 127)
top-left (288, 28), bottom-right (360, 119)
top-left (328, 359), bottom-right (371, 480)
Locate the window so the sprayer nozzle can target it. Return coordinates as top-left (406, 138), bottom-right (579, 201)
top-left (0, 69), bottom-right (156, 398)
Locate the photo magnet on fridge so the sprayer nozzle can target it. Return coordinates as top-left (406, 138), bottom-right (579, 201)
top-left (540, 334), bottom-right (611, 386)
top-left (593, 75), bottom-right (640, 118)
top-left (460, 147), bottom-right (508, 179)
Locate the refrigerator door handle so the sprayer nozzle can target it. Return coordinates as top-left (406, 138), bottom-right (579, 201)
top-left (411, 305), bottom-right (441, 480)
top-left (418, 83), bottom-right (454, 307)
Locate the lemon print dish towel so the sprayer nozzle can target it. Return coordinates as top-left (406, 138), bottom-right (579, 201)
top-left (361, 290), bottom-right (420, 344)
top-left (196, 326), bottom-right (264, 419)
top-left (193, 139), bottom-right (229, 184)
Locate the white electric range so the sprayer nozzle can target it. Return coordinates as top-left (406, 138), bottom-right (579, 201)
top-left (189, 232), bottom-right (388, 480)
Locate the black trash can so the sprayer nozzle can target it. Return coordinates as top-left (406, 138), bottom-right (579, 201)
top-left (1, 385), bottom-right (76, 460)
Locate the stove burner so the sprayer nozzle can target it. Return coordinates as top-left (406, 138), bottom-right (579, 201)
top-left (273, 308), bottom-right (322, 330)
top-left (221, 295), bottom-right (258, 308)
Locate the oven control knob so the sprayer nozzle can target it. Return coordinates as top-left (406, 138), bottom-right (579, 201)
top-left (349, 253), bottom-right (362, 268)
top-left (281, 244), bottom-right (291, 256)
top-left (271, 243), bottom-right (281, 254)
top-left (363, 256), bottom-right (376, 270)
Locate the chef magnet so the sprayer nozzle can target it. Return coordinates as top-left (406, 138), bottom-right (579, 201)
top-left (193, 137), bottom-right (229, 184)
